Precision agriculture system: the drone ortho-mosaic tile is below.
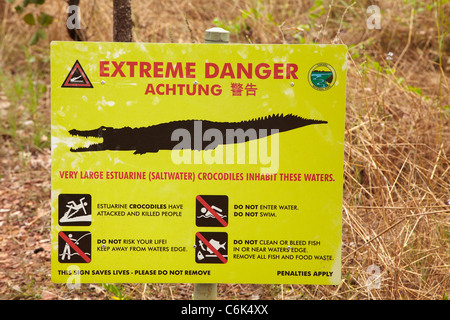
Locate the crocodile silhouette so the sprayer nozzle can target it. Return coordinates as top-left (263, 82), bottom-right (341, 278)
top-left (68, 113), bottom-right (327, 154)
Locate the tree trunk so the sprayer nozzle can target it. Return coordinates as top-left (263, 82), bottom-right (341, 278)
top-left (113, 0), bottom-right (133, 42)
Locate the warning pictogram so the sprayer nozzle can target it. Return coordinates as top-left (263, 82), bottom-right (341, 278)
top-left (196, 195), bottom-right (228, 227)
top-left (58, 194), bottom-right (92, 226)
top-left (61, 60), bottom-right (93, 88)
top-left (195, 232), bottom-right (228, 264)
top-left (58, 231), bottom-right (91, 263)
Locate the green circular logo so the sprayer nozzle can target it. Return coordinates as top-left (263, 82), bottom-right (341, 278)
top-left (308, 63), bottom-right (336, 91)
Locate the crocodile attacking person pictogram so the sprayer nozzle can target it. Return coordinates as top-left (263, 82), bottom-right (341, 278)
top-left (68, 113), bottom-right (327, 154)
top-left (58, 194), bottom-right (92, 226)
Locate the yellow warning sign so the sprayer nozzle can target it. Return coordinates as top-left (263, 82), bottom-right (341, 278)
top-left (51, 41), bottom-right (347, 284)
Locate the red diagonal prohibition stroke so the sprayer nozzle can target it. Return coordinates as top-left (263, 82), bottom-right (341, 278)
top-left (196, 232), bottom-right (227, 264)
top-left (196, 195), bottom-right (228, 227)
top-left (59, 231), bottom-right (91, 263)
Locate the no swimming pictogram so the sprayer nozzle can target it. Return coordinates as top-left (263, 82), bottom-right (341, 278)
top-left (61, 60), bottom-right (93, 88)
top-left (196, 195), bottom-right (228, 227)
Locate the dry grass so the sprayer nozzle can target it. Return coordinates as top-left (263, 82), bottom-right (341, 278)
top-left (0, 0), bottom-right (448, 300)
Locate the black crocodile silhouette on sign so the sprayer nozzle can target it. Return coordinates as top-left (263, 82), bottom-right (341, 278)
top-left (68, 114), bottom-right (327, 155)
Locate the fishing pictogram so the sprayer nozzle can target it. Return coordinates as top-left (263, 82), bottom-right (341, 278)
top-left (58, 231), bottom-right (91, 263)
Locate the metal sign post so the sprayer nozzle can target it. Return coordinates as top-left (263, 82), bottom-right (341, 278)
top-left (192, 27), bottom-right (230, 301)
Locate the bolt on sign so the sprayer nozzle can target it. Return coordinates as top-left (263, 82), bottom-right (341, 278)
top-left (51, 41), bottom-right (347, 284)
